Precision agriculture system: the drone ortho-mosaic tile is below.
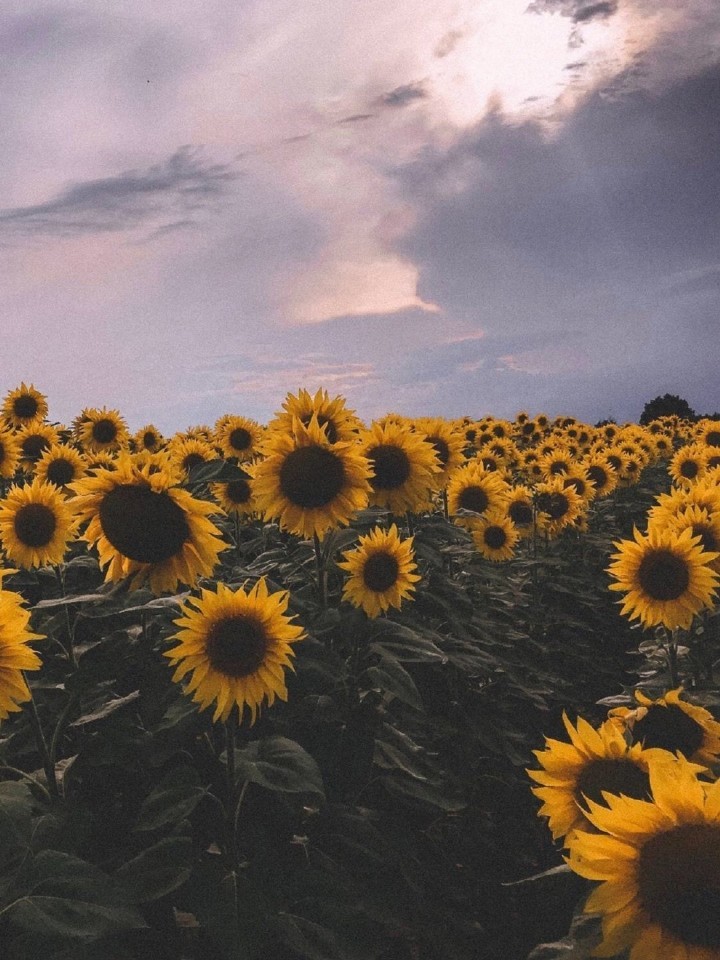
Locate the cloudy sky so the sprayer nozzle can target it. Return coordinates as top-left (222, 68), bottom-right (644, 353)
top-left (3, 0), bottom-right (719, 432)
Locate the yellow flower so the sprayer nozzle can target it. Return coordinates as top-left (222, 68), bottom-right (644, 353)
top-left (268, 388), bottom-right (363, 445)
top-left (446, 463), bottom-right (510, 528)
top-left (2, 383), bottom-right (48, 429)
top-left (71, 458), bottom-right (226, 593)
top-left (0, 478), bottom-right (77, 568)
top-left (214, 415), bottom-right (263, 461)
top-left (211, 468), bottom-right (256, 518)
top-left (567, 758), bottom-right (720, 960)
top-left (253, 417), bottom-right (371, 540)
top-left (165, 578), bottom-right (304, 723)
top-left (471, 512), bottom-right (519, 561)
top-left (0, 583), bottom-right (44, 722)
top-left (608, 526), bottom-right (719, 630)
top-left (338, 524), bottom-right (420, 618)
top-left (35, 443), bottom-right (87, 491)
top-left (78, 408), bottom-right (129, 453)
top-left (0, 427), bottom-right (21, 479)
top-left (132, 424), bottom-right (165, 453)
top-left (360, 420), bottom-right (439, 515)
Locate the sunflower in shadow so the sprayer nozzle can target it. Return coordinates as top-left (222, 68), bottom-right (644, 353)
top-left (608, 526), bottom-right (719, 630)
top-left (0, 427), bottom-right (20, 479)
top-left (169, 437), bottom-right (217, 480)
top-left (35, 443), bottom-right (87, 492)
top-left (0, 578), bottom-right (44, 722)
top-left (567, 758), bottom-right (720, 960)
top-left (608, 688), bottom-right (720, 768)
top-left (534, 478), bottom-right (583, 538)
top-left (413, 417), bottom-right (466, 487)
top-left (338, 523), bottom-right (420, 618)
top-left (211, 467), bottom-right (256, 519)
top-left (506, 484), bottom-right (535, 538)
top-left (529, 712), bottom-right (669, 845)
top-left (71, 458), bottom-right (226, 592)
top-left (132, 424), bottom-right (165, 453)
top-left (164, 578), bottom-right (304, 723)
top-left (253, 416), bottom-right (371, 540)
top-left (0, 478), bottom-right (78, 568)
top-left (214, 415), bottom-right (263, 462)
top-left (2, 383), bottom-right (48, 429)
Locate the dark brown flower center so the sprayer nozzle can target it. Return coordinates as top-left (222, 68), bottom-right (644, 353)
top-left (549, 460), bottom-right (569, 475)
top-left (587, 465), bottom-right (609, 490)
top-left (563, 476), bottom-right (587, 496)
top-left (492, 425), bottom-right (506, 438)
top-left (302, 415), bottom-right (338, 445)
top-left (574, 758), bottom-right (650, 808)
top-left (680, 459), bottom-right (700, 479)
top-left (639, 824), bottom-right (720, 948)
top-left (205, 614), bottom-right (268, 678)
top-left (509, 500), bottom-right (533, 526)
top-left (21, 434), bottom-right (50, 460)
top-left (143, 431), bottom-right (158, 450)
top-left (606, 454), bottom-right (623, 471)
top-left (99, 483), bottom-right (190, 563)
top-left (691, 524), bottom-right (718, 553)
top-left (428, 437), bottom-right (450, 467)
top-left (363, 551), bottom-right (399, 592)
top-left (536, 492), bottom-right (570, 520)
top-left (631, 704), bottom-right (705, 757)
top-left (484, 525), bottom-right (507, 550)
top-left (13, 394), bottom-right (39, 419)
top-left (278, 445), bottom-right (346, 508)
top-left (458, 485), bottom-right (489, 514)
top-left (369, 445), bottom-right (411, 490)
top-left (183, 453), bottom-right (206, 472)
top-left (225, 478), bottom-right (251, 504)
top-left (229, 427), bottom-right (252, 452)
top-left (47, 458), bottom-right (75, 486)
top-left (706, 431), bottom-right (720, 448)
top-left (14, 503), bottom-right (57, 547)
top-left (92, 419), bottom-right (118, 444)
top-left (637, 549), bottom-right (690, 600)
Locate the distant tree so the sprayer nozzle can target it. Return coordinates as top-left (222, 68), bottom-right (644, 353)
top-left (594, 417), bottom-right (617, 428)
top-left (639, 394), bottom-right (697, 425)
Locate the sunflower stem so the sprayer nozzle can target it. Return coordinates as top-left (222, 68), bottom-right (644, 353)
top-left (0, 764), bottom-right (52, 802)
top-left (313, 533), bottom-right (328, 610)
top-left (666, 628), bottom-right (680, 688)
top-left (234, 512), bottom-right (241, 564)
top-left (23, 678), bottom-right (59, 801)
top-left (224, 714), bottom-right (249, 957)
top-left (53, 565), bottom-right (77, 669)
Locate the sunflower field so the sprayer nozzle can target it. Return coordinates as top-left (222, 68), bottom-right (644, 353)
top-left (1, 382), bottom-right (720, 960)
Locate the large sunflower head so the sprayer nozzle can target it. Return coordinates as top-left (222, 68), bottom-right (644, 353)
top-left (608, 526), bottom-right (719, 630)
top-left (446, 464), bottom-right (510, 528)
top-left (669, 443), bottom-right (708, 487)
top-left (70, 458), bottom-right (226, 593)
top-left (471, 512), bottom-right (519, 561)
top-left (567, 758), bottom-right (720, 960)
top-left (0, 585), bottom-right (44, 722)
top-left (413, 417), bottom-right (466, 487)
top-left (253, 416), bottom-right (371, 540)
top-left (214, 415), bottom-right (263, 462)
top-left (529, 713), bottom-right (661, 845)
top-left (0, 478), bottom-right (78, 569)
top-left (359, 420), bottom-right (440, 515)
top-left (2, 383), bottom-right (49, 429)
top-left (269, 388), bottom-right (363, 445)
top-left (608, 688), bottom-right (720, 768)
top-left (0, 427), bottom-right (21, 480)
top-left (35, 443), bottom-right (87, 492)
top-left (164, 578), bottom-right (304, 723)
top-left (338, 523), bottom-right (420, 618)
top-left (78, 408), bottom-right (129, 453)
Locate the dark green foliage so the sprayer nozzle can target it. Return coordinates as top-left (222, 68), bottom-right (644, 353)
top-left (639, 393), bottom-right (697, 424)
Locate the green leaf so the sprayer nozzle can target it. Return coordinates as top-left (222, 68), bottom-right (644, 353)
top-left (187, 459), bottom-right (246, 483)
top-left (115, 836), bottom-right (193, 903)
top-left (69, 690), bottom-right (140, 728)
top-left (275, 914), bottom-right (340, 960)
top-left (369, 621), bottom-right (447, 663)
top-left (233, 736), bottom-right (325, 799)
top-left (133, 784), bottom-right (207, 832)
top-left (362, 657), bottom-right (423, 711)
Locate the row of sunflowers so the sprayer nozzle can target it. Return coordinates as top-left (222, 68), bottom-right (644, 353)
top-left (0, 381), bottom-right (719, 958)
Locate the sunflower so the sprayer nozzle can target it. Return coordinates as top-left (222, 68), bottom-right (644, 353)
top-left (608, 526), bottom-right (719, 630)
top-left (529, 713), bottom-right (664, 844)
top-left (567, 758), bottom-right (720, 960)
top-left (253, 416), bottom-right (371, 540)
top-left (534, 479), bottom-right (583, 537)
top-left (699, 420), bottom-right (720, 449)
top-left (338, 524), bottom-right (420, 618)
top-left (540, 447), bottom-right (575, 479)
top-left (471, 513), bottom-right (519, 561)
top-left (446, 463), bottom-right (510, 528)
top-left (670, 444), bottom-right (708, 487)
top-left (71, 459), bottom-right (226, 593)
top-left (582, 454), bottom-right (619, 498)
top-left (164, 578), bottom-right (304, 723)
top-left (2, 383), bottom-right (48, 429)
top-left (170, 437), bottom-right (218, 480)
top-left (78, 408), bottom-right (129, 453)
top-left (133, 424), bottom-right (164, 453)
top-left (506, 485), bottom-right (535, 537)
top-left (16, 422), bottom-right (60, 468)
top-left (211, 468), bottom-right (256, 518)
top-left (269, 388), bottom-right (363, 445)
top-left (649, 481), bottom-right (720, 526)
top-left (413, 417), bottom-right (466, 487)
top-left (35, 443), bottom-right (87, 491)
top-left (359, 420), bottom-right (439, 515)
top-left (660, 505), bottom-right (720, 573)
top-left (608, 688), bottom-right (720, 768)
top-left (0, 478), bottom-right (78, 568)
top-left (0, 427), bottom-right (20, 479)
top-left (0, 583), bottom-right (44, 722)
top-left (561, 467), bottom-right (597, 503)
top-left (214, 415), bottom-right (263, 462)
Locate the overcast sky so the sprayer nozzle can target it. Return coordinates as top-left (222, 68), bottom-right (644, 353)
top-left (3, 0), bottom-right (719, 431)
